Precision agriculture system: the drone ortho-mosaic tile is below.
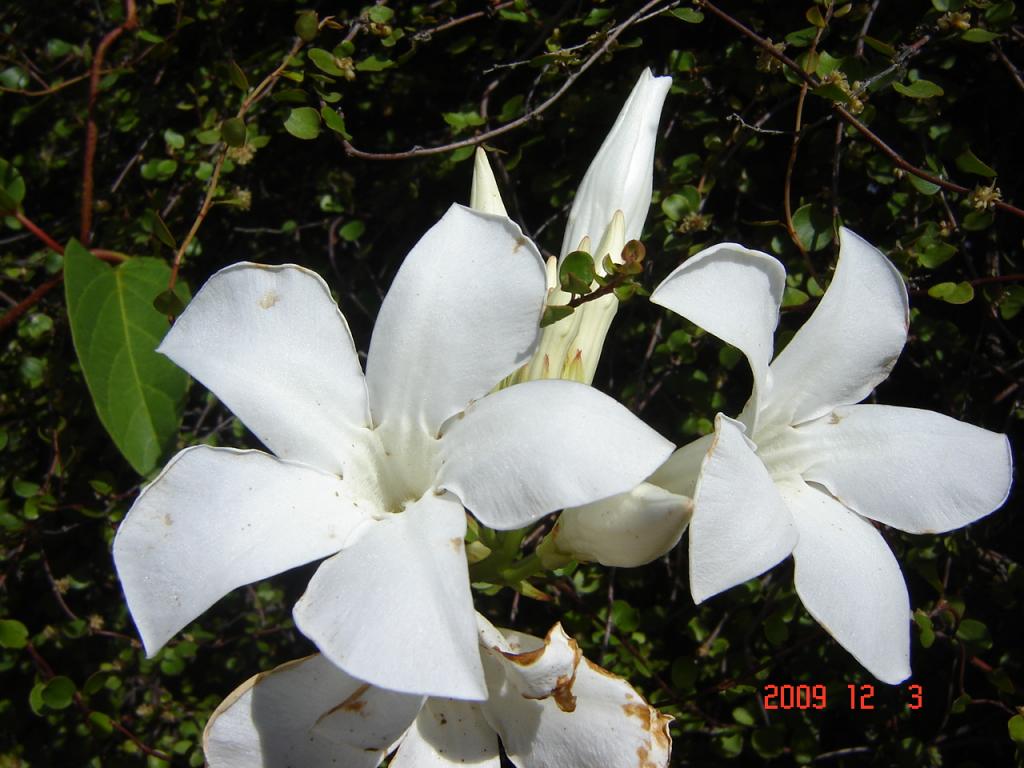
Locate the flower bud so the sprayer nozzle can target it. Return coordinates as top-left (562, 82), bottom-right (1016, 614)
top-left (470, 148), bottom-right (508, 217)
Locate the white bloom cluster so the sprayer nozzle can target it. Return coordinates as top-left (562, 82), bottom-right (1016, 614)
top-left (114, 69), bottom-right (1011, 767)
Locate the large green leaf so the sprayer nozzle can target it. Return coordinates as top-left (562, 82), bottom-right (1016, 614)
top-left (64, 240), bottom-right (190, 475)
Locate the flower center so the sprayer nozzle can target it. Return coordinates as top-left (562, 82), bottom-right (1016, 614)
top-left (750, 420), bottom-right (810, 480)
top-left (345, 427), bottom-right (440, 517)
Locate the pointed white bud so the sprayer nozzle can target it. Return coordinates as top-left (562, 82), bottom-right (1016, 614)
top-left (470, 148), bottom-right (508, 216)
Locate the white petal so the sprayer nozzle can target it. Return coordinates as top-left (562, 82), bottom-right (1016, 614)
top-left (651, 243), bottom-right (785, 424)
top-left (796, 404), bottom-right (1012, 533)
top-left (391, 699), bottom-right (500, 768)
top-left (203, 654), bottom-right (414, 768)
top-left (766, 228), bottom-right (909, 426)
top-left (781, 480), bottom-right (911, 684)
top-left (648, 432), bottom-right (714, 497)
top-left (486, 624), bottom-right (581, 708)
top-left (482, 645), bottom-right (672, 768)
top-left (365, 204), bottom-right (546, 442)
top-left (293, 492), bottom-right (485, 700)
top-left (159, 263), bottom-right (370, 473)
top-left (312, 681), bottom-right (425, 751)
top-left (554, 483), bottom-right (691, 567)
top-left (560, 69), bottom-right (672, 256)
top-left (437, 380), bottom-right (674, 530)
top-left (470, 148), bottom-right (508, 216)
top-left (113, 446), bottom-right (369, 656)
top-left (688, 415), bottom-right (796, 604)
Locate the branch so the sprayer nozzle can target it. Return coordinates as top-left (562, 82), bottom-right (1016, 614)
top-left (412, 1), bottom-right (516, 40)
top-left (341, 0), bottom-right (671, 160)
top-left (698, 0), bottom-right (1024, 220)
top-left (80, 0), bottom-right (139, 244)
top-left (0, 213), bottom-right (126, 333)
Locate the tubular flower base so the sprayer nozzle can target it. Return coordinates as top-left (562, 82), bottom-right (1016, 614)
top-left (472, 68), bottom-right (691, 568)
top-left (649, 228), bottom-right (1013, 684)
top-left (112, 203), bottom-right (673, 701)
top-left (202, 617), bottom-right (672, 768)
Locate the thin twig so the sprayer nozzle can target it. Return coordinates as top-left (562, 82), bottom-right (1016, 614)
top-left (412, 1), bottom-right (516, 40)
top-left (341, 0), bottom-right (671, 160)
top-left (854, 0), bottom-right (881, 58)
top-left (81, 0), bottom-right (139, 244)
top-left (783, 12), bottom-right (830, 269)
top-left (0, 71), bottom-right (93, 96)
top-left (992, 42), bottom-right (1024, 95)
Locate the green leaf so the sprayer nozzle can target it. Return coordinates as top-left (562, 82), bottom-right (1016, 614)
top-left (221, 117), bottom-right (247, 147)
top-left (163, 128), bottom-right (185, 150)
top-left (661, 187), bottom-right (700, 221)
top-left (147, 210), bottom-right (176, 249)
top-left (294, 11), bottom-right (319, 42)
top-left (0, 618), bottom-right (28, 648)
top-left (309, 48), bottom-right (348, 76)
top-left (320, 106), bottom-right (352, 139)
top-left (226, 59), bottom-right (248, 92)
top-left (152, 289), bottom-right (186, 316)
top-left (367, 5), bottom-right (394, 23)
top-left (355, 54), bottom-right (394, 72)
top-left (782, 286), bottom-right (810, 307)
top-left (962, 210), bottom-right (995, 230)
top-left (339, 220), bottom-right (365, 241)
top-left (29, 682), bottom-right (46, 715)
top-left (540, 304), bottom-right (574, 327)
top-left (64, 240), bottom-right (191, 475)
top-left (961, 28), bottom-right (1000, 42)
top-left (956, 617), bottom-right (992, 649)
top-left (0, 66), bottom-right (29, 90)
top-left (918, 242), bottom-right (956, 268)
top-left (793, 204), bottom-right (833, 251)
top-left (908, 173), bottom-right (941, 195)
top-left (863, 35), bottom-right (896, 57)
top-left (670, 8), bottom-right (704, 22)
top-left (0, 157), bottom-right (26, 213)
top-left (41, 676), bottom-right (76, 710)
top-left (806, 6), bottom-right (826, 27)
top-left (284, 107), bottom-right (321, 140)
top-left (914, 610), bottom-right (936, 648)
top-left (928, 281), bottom-right (974, 304)
top-left (196, 128), bottom-right (221, 145)
top-left (955, 149), bottom-right (997, 178)
top-left (559, 250), bottom-right (596, 294)
top-left (893, 79), bottom-right (944, 98)
top-left (1009, 715), bottom-right (1024, 743)
top-left (999, 285), bottom-right (1024, 320)
top-left (89, 712), bottom-right (114, 734)
top-left (442, 111), bottom-right (485, 131)
top-left (785, 27), bottom-right (818, 47)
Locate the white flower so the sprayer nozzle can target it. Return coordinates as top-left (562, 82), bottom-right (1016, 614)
top-left (112, 204), bottom-right (673, 700)
top-left (202, 616), bottom-right (673, 768)
top-left (647, 227), bottom-right (1013, 683)
top-left (472, 69), bottom-right (691, 569)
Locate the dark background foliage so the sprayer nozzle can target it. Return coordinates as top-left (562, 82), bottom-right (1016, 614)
top-left (1, 1), bottom-right (1021, 765)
